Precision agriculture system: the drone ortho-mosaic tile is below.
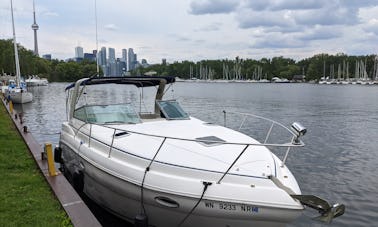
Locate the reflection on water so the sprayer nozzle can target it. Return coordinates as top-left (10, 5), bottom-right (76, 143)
top-left (14, 82), bottom-right (378, 227)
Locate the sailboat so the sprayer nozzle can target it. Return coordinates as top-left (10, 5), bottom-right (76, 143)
top-left (6, 0), bottom-right (33, 104)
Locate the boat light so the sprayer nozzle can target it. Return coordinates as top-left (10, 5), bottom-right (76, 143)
top-left (291, 122), bottom-right (306, 136)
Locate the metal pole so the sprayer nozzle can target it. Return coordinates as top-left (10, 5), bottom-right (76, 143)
top-left (223, 110), bottom-right (226, 127)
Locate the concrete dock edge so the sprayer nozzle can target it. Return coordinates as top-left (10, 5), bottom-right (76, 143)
top-left (1, 97), bottom-right (101, 227)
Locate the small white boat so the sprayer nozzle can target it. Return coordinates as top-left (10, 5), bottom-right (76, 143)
top-left (25, 75), bottom-right (48, 86)
top-left (56, 76), bottom-right (344, 227)
top-left (271, 77), bottom-right (290, 83)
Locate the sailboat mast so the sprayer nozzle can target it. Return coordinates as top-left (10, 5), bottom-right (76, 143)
top-left (94, 0), bottom-right (99, 76)
top-left (10, 0), bottom-right (21, 87)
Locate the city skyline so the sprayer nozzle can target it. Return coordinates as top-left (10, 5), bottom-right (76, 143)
top-left (0, 1), bottom-right (378, 64)
top-left (75, 45), bottom-right (147, 75)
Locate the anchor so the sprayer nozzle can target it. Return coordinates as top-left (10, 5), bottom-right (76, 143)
top-left (291, 194), bottom-right (345, 223)
top-left (269, 175), bottom-right (345, 223)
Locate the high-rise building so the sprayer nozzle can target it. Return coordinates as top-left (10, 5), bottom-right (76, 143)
top-left (121, 48), bottom-right (127, 72)
top-left (116, 58), bottom-right (127, 76)
top-left (99, 47), bottom-right (107, 66)
top-left (97, 47), bottom-right (107, 76)
top-left (141, 59), bottom-right (149, 68)
top-left (122, 49), bottom-right (127, 62)
top-left (128, 48), bottom-right (136, 71)
top-left (108, 48), bottom-right (116, 76)
top-left (75, 46), bottom-right (84, 59)
top-left (31, 0), bottom-right (39, 56)
top-left (42, 54), bottom-right (51, 60)
top-left (98, 47), bottom-right (107, 75)
top-left (84, 53), bottom-right (95, 62)
top-left (108, 47), bottom-right (115, 63)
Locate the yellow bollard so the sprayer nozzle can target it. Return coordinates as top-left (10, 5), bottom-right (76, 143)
top-left (9, 100), bottom-right (13, 114)
top-left (45, 143), bottom-right (58, 176)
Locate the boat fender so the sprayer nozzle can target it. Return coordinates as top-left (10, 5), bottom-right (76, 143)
top-left (54, 146), bottom-right (63, 163)
top-left (72, 170), bottom-right (84, 192)
top-left (134, 214), bottom-right (148, 227)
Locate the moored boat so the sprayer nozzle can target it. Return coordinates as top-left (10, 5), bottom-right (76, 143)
top-left (56, 76), bottom-right (344, 227)
top-left (6, 0), bottom-right (33, 104)
top-left (25, 75), bottom-right (48, 86)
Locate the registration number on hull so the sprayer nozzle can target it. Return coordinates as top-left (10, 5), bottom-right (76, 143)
top-left (204, 201), bottom-right (259, 213)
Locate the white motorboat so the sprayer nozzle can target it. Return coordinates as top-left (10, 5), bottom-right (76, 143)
top-left (6, 0), bottom-right (33, 104)
top-left (56, 76), bottom-right (344, 227)
top-left (25, 75), bottom-right (48, 86)
top-left (271, 77), bottom-right (290, 83)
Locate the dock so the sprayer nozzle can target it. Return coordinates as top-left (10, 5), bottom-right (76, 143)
top-left (1, 95), bottom-right (101, 227)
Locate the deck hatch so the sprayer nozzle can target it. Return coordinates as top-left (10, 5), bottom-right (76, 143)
top-left (196, 136), bottom-right (226, 146)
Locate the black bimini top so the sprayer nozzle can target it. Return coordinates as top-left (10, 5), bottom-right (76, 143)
top-left (65, 76), bottom-right (176, 91)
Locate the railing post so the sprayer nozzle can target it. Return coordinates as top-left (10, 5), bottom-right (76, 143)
top-left (281, 147), bottom-right (291, 167)
top-left (223, 110), bottom-right (226, 127)
top-left (217, 144), bottom-right (249, 184)
top-left (264, 123), bottom-right (274, 144)
top-left (281, 135), bottom-right (295, 167)
top-left (108, 128), bottom-right (116, 158)
top-left (88, 124), bottom-right (92, 147)
top-left (238, 116), bottom-right (247, 130)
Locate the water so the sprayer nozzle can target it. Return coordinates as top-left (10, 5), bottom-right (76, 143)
top-left (15, 82), bottom-right (378, 227)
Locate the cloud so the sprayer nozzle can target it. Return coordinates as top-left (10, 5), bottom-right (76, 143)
top-left (195, 22), bottom-right (222, 32)
top-left (250, 33), bottom-right (306, 49)
top-left (362, 19), bottom-right (378, 36)
top-left (236, 10), bottom-right (296, 29)
top-left (176, 36), bottom-right (191, 42)
top-left (359, 6), bottom-right (378, 36)
top-left (293, 7), bottom-right (359, 26)
top-left (189, 0), bottom-right (239, 15)
top-left (104, 24), bottom-right (118, 31)
top-left (42, 11), bottom-right (58, 17)
top-left (298, 26), bottom-right (342, 41)
top-left (243, 0), bottom-right (326, 11)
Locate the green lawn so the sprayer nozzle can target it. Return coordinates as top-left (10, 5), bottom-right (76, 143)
top-left (0, 101), bottom-right (72, 226)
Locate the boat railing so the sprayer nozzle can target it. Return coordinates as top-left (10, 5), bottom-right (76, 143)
top-left (80, 111), bottom-right (306, 184)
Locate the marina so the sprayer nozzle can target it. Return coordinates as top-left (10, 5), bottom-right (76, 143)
top-left (9, 81), bottom-right (378, 226)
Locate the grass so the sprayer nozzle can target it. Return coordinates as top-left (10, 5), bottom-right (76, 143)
top-left (0, 101), bottom-right (72, 227)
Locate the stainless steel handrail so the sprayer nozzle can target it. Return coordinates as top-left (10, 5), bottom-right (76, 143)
top-left (75, 111), bottom-right (304, 184)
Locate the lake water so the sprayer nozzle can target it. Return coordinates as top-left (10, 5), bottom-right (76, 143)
top-left (14, 82), bottom-right (378, 227)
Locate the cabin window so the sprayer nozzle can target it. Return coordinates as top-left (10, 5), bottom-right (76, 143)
top-left (157, 100), bottom-right (189, 120)
top-left (73, 104), bottom-right (141, 124)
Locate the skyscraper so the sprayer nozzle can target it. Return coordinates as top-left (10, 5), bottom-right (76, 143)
top-left (128, 48), bottom-right (135, 71)
top-left (108, 48), bottom-right (115, 62)
top-left (31, 0), bottom-right (39, 56)
top-left (99, 47), bottom-right (107, 76)
top-left (108, 48), bottom-right (116, 76)
top-left (122, 49), bottom-right (127, 62)
top-left (121, 49), bottom-right (127, 73)
top-left (99, 47), bottom-right (106, 66)
top-left (75, 46), bottom-right (84, 59)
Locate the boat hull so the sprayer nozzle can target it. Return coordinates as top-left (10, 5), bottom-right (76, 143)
top-left (60, 140), bottom-right (303, 227)
top-left (7, 90), bottom-right (33, 103)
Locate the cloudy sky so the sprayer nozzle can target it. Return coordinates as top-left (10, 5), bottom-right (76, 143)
top-left (1, 0), bottom-right (378, 63)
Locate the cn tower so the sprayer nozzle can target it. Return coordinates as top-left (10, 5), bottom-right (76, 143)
top-left (31, 0), bottom-right (39, 56)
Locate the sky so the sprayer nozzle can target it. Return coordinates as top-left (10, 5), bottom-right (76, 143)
top-left (1, 0), bottom-right (378, 64)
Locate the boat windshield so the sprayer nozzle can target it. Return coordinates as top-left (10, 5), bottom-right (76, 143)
top-left (73, 104), bottom-right (141, 124)
top-left (157, 100), bottom-right (189, 120)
